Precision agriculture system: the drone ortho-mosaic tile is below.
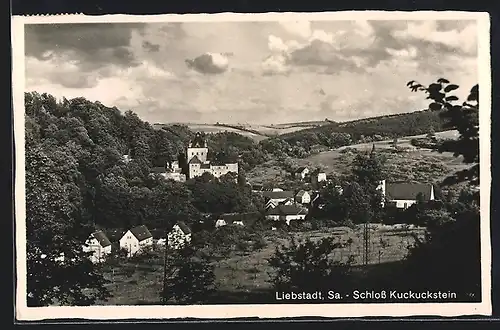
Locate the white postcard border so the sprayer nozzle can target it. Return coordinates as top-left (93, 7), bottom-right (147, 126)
top-left (12, 11), bottom-right (492, 321)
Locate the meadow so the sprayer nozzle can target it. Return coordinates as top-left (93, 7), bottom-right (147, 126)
top-left (97, 225), bottom-right (424, 305)
top-left (247, 130), bottom-right (468, 188)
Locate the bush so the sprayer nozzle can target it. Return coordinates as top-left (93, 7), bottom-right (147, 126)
top-left (268, 237), bottom-right (354, 292)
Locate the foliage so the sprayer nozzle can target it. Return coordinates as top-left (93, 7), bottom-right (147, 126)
top-left (267, 237), bottom-right (354, 291)
top-left (261, 109), bottom-right (450, 159)
top-left (401, 78), bottom-right (481, 298)
top-left (407, 79), bottom-right (479, 186)
top-left (162, 245), bottom-right (217, 304)
top-left (23, 92), bottom-right (264, 305)
top-left (26, 142), bottom-right (111, 306)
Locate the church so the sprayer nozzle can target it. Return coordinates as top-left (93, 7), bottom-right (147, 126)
top-left (186, 132), bottom-right (239, 179)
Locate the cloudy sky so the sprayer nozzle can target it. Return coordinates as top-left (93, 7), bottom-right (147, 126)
top-left (24, 19), bottom-right (478, 124)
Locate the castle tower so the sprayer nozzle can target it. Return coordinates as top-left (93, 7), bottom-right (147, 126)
top-left (187, 132), bottom-right (208, 164)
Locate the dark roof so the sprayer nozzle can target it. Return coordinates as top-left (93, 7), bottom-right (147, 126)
top-left (385, 183), bottom-right (434, 201)
top-left (175, 221), bottom-right (192, 234)
top-left (189, 155), bottom-right (202, 164)
top-left (129, 225), bottom-right (153, 241)
top-left (267, 204), bottom-right (308, 216)
top-left (295, 167), bottom-right (308, 173)
top-left (190, 132), bottom-right (206, 148)
top-left (105, 228), bottom-right (126, 242)
top-left (150, 167), bottom-right (166, 173)
top-left (90, 231), bottom-right (112, 247)
top-left (262, 191), bottom-right (295, 199)
top-left (251, 184), bottom-right (264, 191)
top-left (200, 163), bottom-right (211, 169)
top-left (221, 212), bottom-right (260, 225)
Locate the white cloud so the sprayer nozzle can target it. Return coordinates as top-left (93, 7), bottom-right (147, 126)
top-left (24, 20), bottom-right (479, 124)
top-left (393, 20), bottom-right (477, 55)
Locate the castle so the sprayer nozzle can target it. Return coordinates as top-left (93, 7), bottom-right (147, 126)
top-left (186, 132), bottom-right (239, 179)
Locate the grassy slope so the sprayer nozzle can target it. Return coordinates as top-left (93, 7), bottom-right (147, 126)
top-left (97, 226), bottom-right (424, 305)
top-left (247, 130), bottom-right (468, 188)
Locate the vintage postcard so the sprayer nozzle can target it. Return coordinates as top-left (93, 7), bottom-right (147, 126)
top-left (12, 11), bottom-right (491, 321)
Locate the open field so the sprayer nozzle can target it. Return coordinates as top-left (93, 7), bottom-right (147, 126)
top-left (336, 130), bottom-right (460, 152)
top-left (97, 225), bottom-right (424, 305)
top-left (153, 121), bottom-right (332, 141)
top-left (247, 129), bottom-right (468, 187)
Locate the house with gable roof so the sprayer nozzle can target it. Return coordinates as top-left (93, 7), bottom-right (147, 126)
top-left (295, 190), bottom-right (311, 204)
top-left (266, 204), bottom-right (308, 225)
top-left (83, 230), bottom-right (112, 263)
top-left (295, 167), bottom-right (309, 180)
top-left (167, 221), bottom-right (192, 249)
top-left (263, 190), bottom-right (295, 210)
top-left (119, 225), bottom-right (154, 257)
top-left (378, 180), bottom-right (435, 209)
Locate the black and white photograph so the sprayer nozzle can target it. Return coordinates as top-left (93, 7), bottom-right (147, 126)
top-left (13, 11), bottom-right (491, 320)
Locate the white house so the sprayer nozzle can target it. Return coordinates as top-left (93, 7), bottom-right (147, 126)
top-left (119, 225), bottom-right (154, 257)
top-left (295, 167), bottom-right (309, 180)
top-left (167, 221), bottom-right (192, 249)
top-left (82, 230), bottom-right (112, 263)
top-left (266, 205), bottom-right (308, 225)
top-left (295, 190), bottom-right (311, 204)
top-left (310, 172), bottom-right (327, 183)
top-left (378, 180), bottom-right (436, 209)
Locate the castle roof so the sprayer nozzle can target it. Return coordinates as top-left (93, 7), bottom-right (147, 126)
top-left (188, 155), bottom-right (202, 164)
top-left (190, 132), bottom-right (207, 148)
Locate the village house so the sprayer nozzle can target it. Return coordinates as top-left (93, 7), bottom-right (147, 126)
top-left (266, 204), bottom-right (308, 225)
top-left (310, 170), bottom-right (327, 183)
top-left (167, 221), bottom-right (192, 249)
top-left (263, 190), bottom-right (295, 210)
top-left (187, 132), bottom-right (239, 179)
top-left (378, 180), bottom-right (435, 209)
top-left (119, 225), bottom-right (154, 257)
top-left (82, 230), bottom-right (112, 263)
top-left (295, 167), bottom-right (309, 180)
top-left (295, 190), bottom-right (311, 204)
top-left (215, 212), bottom-right (261, 228)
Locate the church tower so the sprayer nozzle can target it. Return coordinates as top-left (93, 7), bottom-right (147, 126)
top-left (187, 132), bottom-right (208, 164)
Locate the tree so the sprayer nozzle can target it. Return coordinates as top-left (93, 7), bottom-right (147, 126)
top-left (268, 237), bottom-right (354, 292)
top-left (26, 144), bottom-right (110, 306)
top-left (407, 79), bottom-right (479, 186)
top-left (403, 78), bottom-right (481, 299)
top-left (161, 245), bottom-right (216, 304)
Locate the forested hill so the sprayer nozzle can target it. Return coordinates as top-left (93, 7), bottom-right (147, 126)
top-left (24, 92), bottom-right (269, 238)
top-left (279, 109), bottom-right (448, 142)
top-left (256, 109), bottom-right (450, 159)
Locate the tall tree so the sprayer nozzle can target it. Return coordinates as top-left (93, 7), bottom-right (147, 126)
top-left (408, 79), bottom-right (479, 186)
top-left (26, 144), bottom-right (110, 306)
